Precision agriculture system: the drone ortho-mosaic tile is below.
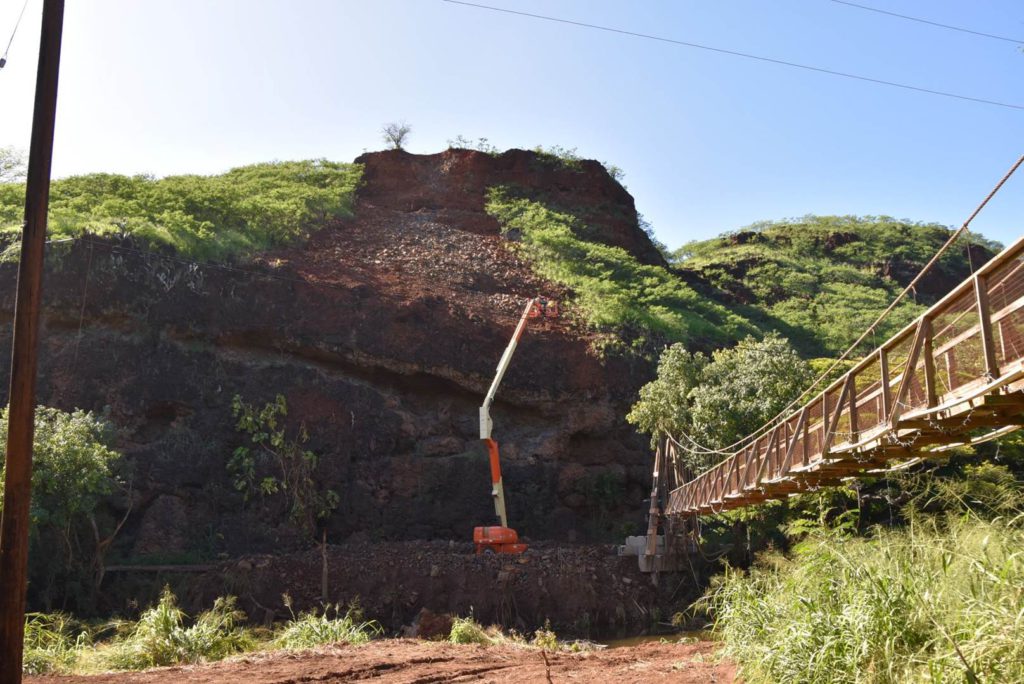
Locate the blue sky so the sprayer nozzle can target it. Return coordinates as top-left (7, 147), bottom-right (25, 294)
top-left (1, 0), bottom-right (1021, 249)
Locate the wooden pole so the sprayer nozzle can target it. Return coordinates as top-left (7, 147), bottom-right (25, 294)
top-left (0, 1), bottom-right (64, 680)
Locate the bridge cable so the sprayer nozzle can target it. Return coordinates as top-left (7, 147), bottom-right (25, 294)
top-left (673, 152), bottom-right (1024, 463)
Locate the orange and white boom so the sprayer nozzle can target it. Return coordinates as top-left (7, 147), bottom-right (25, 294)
top-left (479, 298), bottom-right (537, 528)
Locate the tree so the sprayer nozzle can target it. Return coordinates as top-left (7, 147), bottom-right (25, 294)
top-left (628, 333), bottom-right (813, 471)
top-left (0, 146), bottom-right (26, 183)
top-left (381, 121), bottom-right (411, 150)
top-left (0, 406), bottom-right (124, 608)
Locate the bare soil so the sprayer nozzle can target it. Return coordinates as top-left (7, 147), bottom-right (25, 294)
top-left (30, 638), bottom-right (737, 683)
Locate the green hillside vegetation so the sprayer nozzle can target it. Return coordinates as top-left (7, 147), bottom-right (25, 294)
top-left (706, 477), bottom-right (1024, 684)
top-left (675, 216), bottom-right (999, 356)
top-left (0, 160), bottom-right (362, 262)
top-left (485, 187), bottom-right (757, 353)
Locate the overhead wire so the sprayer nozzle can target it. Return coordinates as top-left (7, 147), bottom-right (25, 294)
top-left (829, 0), bottom-right (1024, 46)
top-left (1, 0), bottom-right (31, 69)
top-left (441, 0), bottom-right (1024, 112)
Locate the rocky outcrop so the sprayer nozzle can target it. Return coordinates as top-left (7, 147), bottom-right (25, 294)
top-left (0, 149), bottom-right (660, 564)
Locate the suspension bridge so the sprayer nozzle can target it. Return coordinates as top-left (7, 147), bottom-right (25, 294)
top-left (663, 232), bottom-right (1024, 518)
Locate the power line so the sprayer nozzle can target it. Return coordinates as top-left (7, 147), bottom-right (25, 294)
top-left (1, 0), bottom-right (31, 68)
top-left (830, 0), bottom-right (1024, 45)
top-left (442, 0), bottom-right (1024, 112)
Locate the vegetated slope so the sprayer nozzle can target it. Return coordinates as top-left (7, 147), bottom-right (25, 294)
top-left (675, 216), bottom-right (998, 357)
top-left (0, 148), bottom-right (718, 598)
top-left (0, 160), bottom-right (363, 261)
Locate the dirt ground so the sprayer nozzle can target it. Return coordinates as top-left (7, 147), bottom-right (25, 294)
top-left (30, 638), bottom-right (737, 684)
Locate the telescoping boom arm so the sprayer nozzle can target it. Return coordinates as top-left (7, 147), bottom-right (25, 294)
top-left (478, 298), bottom-right (537, 527)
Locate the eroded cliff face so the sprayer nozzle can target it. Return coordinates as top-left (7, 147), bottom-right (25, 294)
top-left (0, 149), bottom-right (660, 559)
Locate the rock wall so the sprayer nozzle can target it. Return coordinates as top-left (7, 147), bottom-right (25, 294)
top-left (0, 149), bottom-right (660, 565)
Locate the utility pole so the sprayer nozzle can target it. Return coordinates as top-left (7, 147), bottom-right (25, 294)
top-left (0, 1), bottom-right (65, 681)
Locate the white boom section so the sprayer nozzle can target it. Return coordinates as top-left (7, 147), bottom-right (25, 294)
top-left (479, 298), bottom-right (537, 440)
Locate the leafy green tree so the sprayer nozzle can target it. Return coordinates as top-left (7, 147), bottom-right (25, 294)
top-left (0, 406), bottom-right (123, 608)
top-left (628, 334), bottom-right (813, 471)
top-left (229, 394), bottom-right (339, 536)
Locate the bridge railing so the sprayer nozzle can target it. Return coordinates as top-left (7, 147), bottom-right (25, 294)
top-left (668, 234), bottom-right (1024, 515)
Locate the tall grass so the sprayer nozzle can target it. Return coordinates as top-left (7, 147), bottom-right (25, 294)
top-left (274, 602), bottom-right (382, 649)
top-left (104, 588), bottom-right (255, 670)
top-left (705, 514), bottom-right (1024, 683)
top-left (22, 612), bottom-right (88, 675)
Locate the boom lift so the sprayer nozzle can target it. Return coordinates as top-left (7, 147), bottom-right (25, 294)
top-left (474, 297), bottom-right (557, 554)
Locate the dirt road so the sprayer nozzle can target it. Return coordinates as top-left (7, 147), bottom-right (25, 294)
top-left (31, 638), bottom-right (737, 683)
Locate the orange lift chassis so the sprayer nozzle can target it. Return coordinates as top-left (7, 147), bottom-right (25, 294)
top-left (474, 297), bottom-right (556, 554)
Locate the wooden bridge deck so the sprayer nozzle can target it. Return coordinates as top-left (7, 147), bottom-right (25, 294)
top-left (666, 234), bottom-right (1024, 517)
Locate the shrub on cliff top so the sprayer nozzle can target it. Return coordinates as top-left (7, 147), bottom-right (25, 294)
top-left (0, 159), bottom-right (362, 262)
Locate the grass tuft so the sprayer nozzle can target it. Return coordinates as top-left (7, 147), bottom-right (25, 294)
top-left (274, 601), bottom-right (382, 649)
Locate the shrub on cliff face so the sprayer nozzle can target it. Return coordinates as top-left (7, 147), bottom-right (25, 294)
top-left (228, 394), bottom-right (339, 536)
top-left (0, 159), bottom-right (362, 262)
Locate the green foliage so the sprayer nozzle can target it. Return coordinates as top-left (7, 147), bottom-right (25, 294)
top-left (104, 588), bottom-right (254, 670)
top-left (229, 394), bottom-right (339, 535)
top-left (448, 616), bottom-right (493, 645)
top-left (531, 145), bottom-right (584, 171)
top-left (275, 599), bottom-right (381, 649)
top-left (901, 461), bottom-right (1024, 520)
top-left (22, 612), bottom-right (89, 675)
top-left (486, 188), bottom-right (755, 353)
top-left (0, 160), bottom-right (362, 262)
top-left (705, 513), bottom-right (1024, 683)
top-left (531, 620), bottom-right (559, 650)
top-left (628, 334), bottom-right (813, 471)
top-left (0, 406), bottom-right (120, 529)
top-left (446, 135), bottom-right (500, 155)
top-left (675, 215), bottom-right (997, 356)
top-left (0, 406), bottom-right (122, 609)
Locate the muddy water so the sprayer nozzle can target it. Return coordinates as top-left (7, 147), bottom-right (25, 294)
top-left (602, 630), bottom-right (714, 648)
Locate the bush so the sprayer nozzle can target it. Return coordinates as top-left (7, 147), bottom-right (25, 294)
top-left (104, 588), bottom-right (254, 670)
top-left (704, 514), bottom-right (1024, 683)
top-left (448, 616), bottom-right (493, 645)
top-left (274, 601), bottom-right (381, 649)
top-left (0, 160), bottom-right (362, 262)
top-left (0, 406), bottom-right (123, 610)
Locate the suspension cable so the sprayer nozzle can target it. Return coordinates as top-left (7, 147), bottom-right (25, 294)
top-left (674, 152), bottom-right (1024, 465)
